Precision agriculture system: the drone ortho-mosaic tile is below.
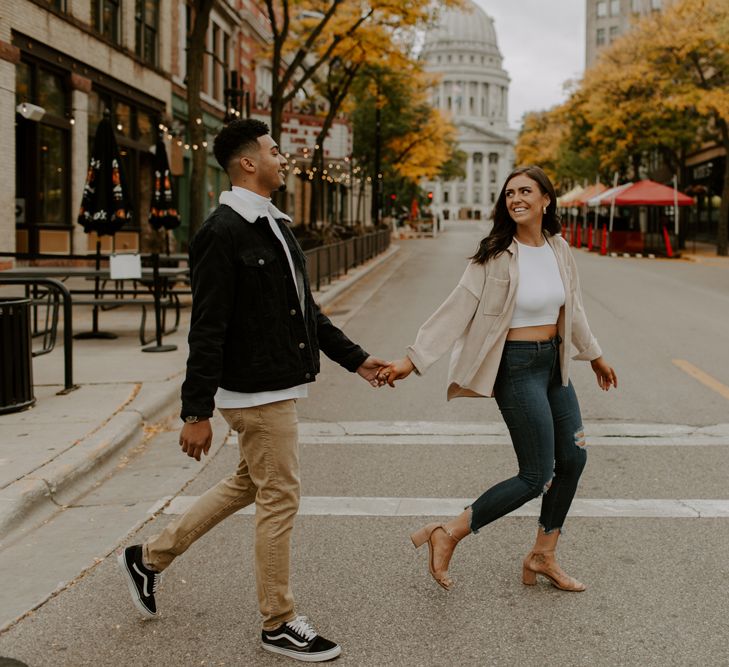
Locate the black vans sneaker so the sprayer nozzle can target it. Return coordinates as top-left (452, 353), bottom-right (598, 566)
top-left (117, 544), bottom-right (161, 618)
top-left (261, 616), bottom-right (341, 662)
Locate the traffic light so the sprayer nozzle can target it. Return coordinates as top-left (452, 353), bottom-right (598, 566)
top-left (427, 191), bottom-right (433, 200)
top-left (390, 194), bottom-right (396, 201)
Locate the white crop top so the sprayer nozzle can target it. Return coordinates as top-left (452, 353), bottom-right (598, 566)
top-left (510, 239), bottom-right (566, 328)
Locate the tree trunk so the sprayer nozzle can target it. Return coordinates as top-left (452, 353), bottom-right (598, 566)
top-left (186, 0), bottom-right (215, 241)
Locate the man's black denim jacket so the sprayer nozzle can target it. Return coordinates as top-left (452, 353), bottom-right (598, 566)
top-left (180, 204), bottom-right (368, 420)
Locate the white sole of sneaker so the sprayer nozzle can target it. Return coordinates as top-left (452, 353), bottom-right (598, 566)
top-left (117, 550), bottom-right (157, 619)
top-left (261, 642), bottom-right (341, 662)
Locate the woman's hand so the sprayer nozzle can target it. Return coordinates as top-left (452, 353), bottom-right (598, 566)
top-left (591, 356), bottom-right (617, 392)
top-left (378, 357), bottom-right (416, 387)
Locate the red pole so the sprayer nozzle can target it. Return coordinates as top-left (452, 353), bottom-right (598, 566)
top-left (600, 224), bottom-right (608, 256)
top-left (587, 226), bottom-right (593, 251)
top-left (576, 225), bottom-right (582, 248)
top-left (662, 224), bottom-right (674, 258)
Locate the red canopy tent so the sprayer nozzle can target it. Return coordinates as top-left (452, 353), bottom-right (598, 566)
top-left (593, 180), bottom-right (694, 257)
top-left (599, 179), bottom-right (693, 206)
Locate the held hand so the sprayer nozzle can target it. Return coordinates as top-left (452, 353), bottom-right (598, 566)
top-left (591, 357), bottom-right (617, 392)
top-left (180, 420), bottom-right (213, 461)
top-left (380, 357), bottom-right (416, 387)
top-left (357, 356), bottom-right (390, 387)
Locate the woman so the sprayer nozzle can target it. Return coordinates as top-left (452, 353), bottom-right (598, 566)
top-left (381, 166), bottom-right (617, 592)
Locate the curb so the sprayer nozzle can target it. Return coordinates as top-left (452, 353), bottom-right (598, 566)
top-left (0, 376), bottom-right (181, 538)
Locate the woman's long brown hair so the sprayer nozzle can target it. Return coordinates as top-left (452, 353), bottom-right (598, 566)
top-left (471, 165), bottom-right (562, 264)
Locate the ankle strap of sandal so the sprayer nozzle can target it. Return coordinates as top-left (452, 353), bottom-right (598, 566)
top-left (440, 524), bottom-right (461, 543)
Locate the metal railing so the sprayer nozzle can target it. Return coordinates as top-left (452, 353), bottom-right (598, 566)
top-left (0, 277), bottom-right (78, 394)
top-left (305, 229), bottom-right (391, 292)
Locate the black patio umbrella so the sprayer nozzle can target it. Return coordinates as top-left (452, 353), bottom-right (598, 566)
top-left (78, 116), bottom-right (132, 236)
top-left (75, 114), bottom-right (132, 339)
top-left (148, 136), bottom-right (180, 254)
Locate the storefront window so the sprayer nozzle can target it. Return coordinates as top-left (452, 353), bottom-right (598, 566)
top-left (137, 110), bottom-right (155, 145)
top-left (38, 125), bottom-right (68, 225)
top-left (114, 100), bottom-right (132, 137)
top-left (16, 62), bottom-right (31, 105)
top-left (15, 59), bottom-right (71, 243)
top-left (37, 69), bottom-right (66, 117)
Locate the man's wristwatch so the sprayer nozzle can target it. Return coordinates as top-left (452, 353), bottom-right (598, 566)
top-left (184, 415), bottom-right (202, 424)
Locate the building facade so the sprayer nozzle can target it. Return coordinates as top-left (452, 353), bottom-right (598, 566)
top-left (2, 0), bottom-right (365, 265)
top-left (3, 0), bottom-right (174, 262)
top-left (585, 0), bottom-right (668, 69)
top-left (420, 1), bottom-right (515, 224)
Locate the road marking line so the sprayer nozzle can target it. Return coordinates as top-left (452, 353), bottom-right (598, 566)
top-left (673, 359), bottom-right (729, 402)
top-left (158, 496), bottom-right (729, 519)
top-left (225, 419), bottom-right (729, 447)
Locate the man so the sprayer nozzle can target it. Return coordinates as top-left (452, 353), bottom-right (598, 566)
top-left (119, 118), bottom-right (386, 662)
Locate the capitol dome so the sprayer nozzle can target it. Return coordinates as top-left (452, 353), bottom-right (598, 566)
top-left (419, 0), bottom-right (515, 224)
top-left (423, 1), bottom-right (501, 59)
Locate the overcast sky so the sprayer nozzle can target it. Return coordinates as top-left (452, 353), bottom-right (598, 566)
top-left (476, 0), bottom-right (586, 129)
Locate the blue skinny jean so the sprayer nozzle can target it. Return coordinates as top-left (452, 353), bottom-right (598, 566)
top-left (470, 336), bottom-right (587, 534)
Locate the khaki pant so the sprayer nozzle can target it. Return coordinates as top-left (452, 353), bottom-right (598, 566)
top-left (144, 399), bottom-right (300, 630)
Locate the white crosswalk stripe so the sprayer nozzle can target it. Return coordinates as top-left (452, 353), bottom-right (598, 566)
top-left (225, 421), bottom-right (729, 447)
top-left (154, 496), bottom-right (729, 519)
top-left (173, 421), bottom-right (729, 522)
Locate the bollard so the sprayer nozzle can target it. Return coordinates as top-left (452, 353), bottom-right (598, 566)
top-left (576, 226), bottom-right (582, 248)
top-left (600, 224), bottom-right (608, 256)
top-left (587, 226), bottom-right (593, 251)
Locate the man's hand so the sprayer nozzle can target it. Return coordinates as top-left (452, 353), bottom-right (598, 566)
top-left (357, 356), bottom-right (390, 387)
top-left (180, 419), bottom-right (213, 461)
top-left (379, 357), bottom-right (416, 387)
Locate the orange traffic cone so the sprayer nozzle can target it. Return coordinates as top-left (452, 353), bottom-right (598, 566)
top-left (662, 225), bottom-right (674, 258)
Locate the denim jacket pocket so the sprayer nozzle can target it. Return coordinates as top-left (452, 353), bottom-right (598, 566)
top-left (482, 276), bottom-right (509, 316)
top-left (239, 247), bottom-right (279, 268)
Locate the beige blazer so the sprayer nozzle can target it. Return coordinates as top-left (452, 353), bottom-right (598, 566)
top-left (406, 234), bottom-right (602, 400)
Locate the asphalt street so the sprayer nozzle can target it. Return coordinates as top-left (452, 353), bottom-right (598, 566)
top-left (1, 222), bottom-right (729, 666)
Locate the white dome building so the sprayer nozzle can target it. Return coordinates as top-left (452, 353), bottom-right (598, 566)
top-left (421, 1), bottom-right (515, 223)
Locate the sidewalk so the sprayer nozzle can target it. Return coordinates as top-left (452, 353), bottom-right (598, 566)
top-left (679, 240), bottom-right (729, 267)
top-left (0, 243), bottom-right (400, 540)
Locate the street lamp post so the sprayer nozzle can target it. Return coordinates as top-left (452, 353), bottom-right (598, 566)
top-left (371, 76), bottom-right (382, 226)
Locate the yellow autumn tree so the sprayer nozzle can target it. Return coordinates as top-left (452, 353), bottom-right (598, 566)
top-left (256, 0), bottom-right (462, 144)
top-left (515, 107), bottom-right (568, 184)
top-left (567, 0), bottom-right (729, 252)
top-left (631, 0), bottom-right (729, 254)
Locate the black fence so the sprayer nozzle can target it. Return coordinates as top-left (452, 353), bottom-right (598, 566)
top-left (305, 229), bottom-right (391, 292)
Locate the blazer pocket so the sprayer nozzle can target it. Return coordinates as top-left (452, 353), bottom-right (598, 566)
top-left (483, 276), bottom-right (509, 316)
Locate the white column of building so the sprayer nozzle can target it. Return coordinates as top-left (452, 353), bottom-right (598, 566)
top-left (0, 45), bottom-right (17, 260)
top-left (465, 152), bottom-right (473, 213)
top-left (70, 77), bottom-right (90, 254)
